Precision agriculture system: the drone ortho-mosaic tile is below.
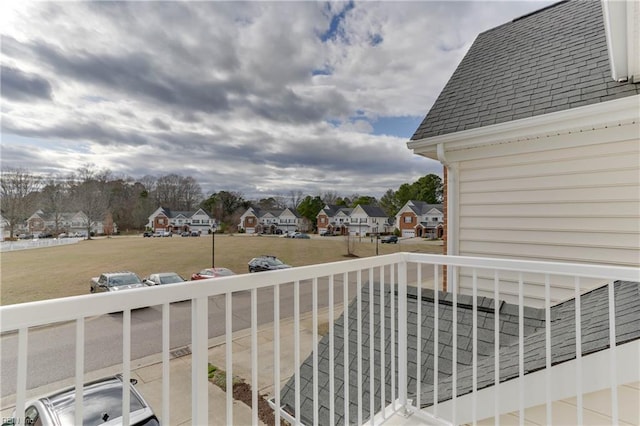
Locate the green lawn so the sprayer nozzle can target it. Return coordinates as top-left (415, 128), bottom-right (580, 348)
top-left (0, 234), bottom-right (442, 306)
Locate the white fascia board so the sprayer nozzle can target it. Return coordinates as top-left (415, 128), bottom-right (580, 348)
top-left (602, 0), bottom-right (640, 82)
top-left (407, 94), bottom-right (640, 160)
top-left (602, 0), bottom-right (629, 81)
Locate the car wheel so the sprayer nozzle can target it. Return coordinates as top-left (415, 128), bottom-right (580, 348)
top-left (90, 287), bottom-right (95, 293)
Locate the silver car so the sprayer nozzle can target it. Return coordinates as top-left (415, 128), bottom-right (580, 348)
top-left (143, 272), bottom-right (186, 286)
top-left (5, 376), bottom-right (158, 426)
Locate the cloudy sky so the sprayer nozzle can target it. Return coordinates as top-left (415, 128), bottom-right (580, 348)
top-left (1, 1), bottom-right (552, 200)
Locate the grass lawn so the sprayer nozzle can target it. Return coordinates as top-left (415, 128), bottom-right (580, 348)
top-left (0, 234), bottom-right (443, 306)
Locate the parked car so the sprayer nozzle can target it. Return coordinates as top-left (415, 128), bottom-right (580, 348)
top-left (180, 231), bottom-right (190, 237)
top-left (152, 231), bottom-right (163, 237)
top-left (292, 233), bottom-right (310, 239)
top-left (161, 231), bottom-right (172, 237)
top-left (381, 235), bottom-right (398, 244)
top-left (143, 272), bottom-right (186, 286)
top-left (190, 230), bottom-right (200, 237)
top-left (248, 255), bottom-right (291, 273)
top-left (190, 267), bottom-right (236, 280)
top-left (90, 271), bottom-right (147, 293)
top-left (3, 375), bottom-right (158, 426)
top-left (143, 231), bottom-right (153, 237)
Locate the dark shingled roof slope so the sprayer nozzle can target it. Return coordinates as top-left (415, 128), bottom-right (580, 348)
top-left (280, 281), bottom-right (640, 424)
top-left (411, 0), bottom-right (640, 140)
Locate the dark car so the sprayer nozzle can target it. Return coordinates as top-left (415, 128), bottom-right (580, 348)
top-left (143, 231), bottom-right (153, 237)
top-left (381, 235), bottom-right (398, 244)
top-left (292, 233), bottom-right (310, 239)
top-left (4, 375), bottom-right (158, 426)
top-left (248, 255), bottom-right (291, 273)
top-left (191, 267), bottom-right (236, 280)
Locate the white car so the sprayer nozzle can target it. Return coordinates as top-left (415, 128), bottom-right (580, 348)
top-left (7, 375), bottom-right (158, 426)
top-left (143, 272), bottom-right (186, 286)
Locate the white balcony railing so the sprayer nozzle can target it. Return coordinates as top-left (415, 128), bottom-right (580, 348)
top-left (1, 253), bottom-right (638, 425)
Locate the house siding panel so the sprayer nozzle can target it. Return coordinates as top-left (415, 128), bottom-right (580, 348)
top-left (455, 138), bottom-right (640, 304)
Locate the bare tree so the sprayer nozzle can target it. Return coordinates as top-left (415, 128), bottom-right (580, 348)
top-left (321, 191), bottom-right (339, 205)
top-left (40, 176), bottom-right (69, 235)
top-left (181, 176), bottom-right (203, 211)
top-left (0, 168), bottom-right (41, 238)
top-left (289, 190), bottom-right (304, 209)
top-left (71, 166), bottom-right (110, 239)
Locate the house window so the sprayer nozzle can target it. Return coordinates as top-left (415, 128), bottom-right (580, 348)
top-left (193, 220), bottom-right (200, 224)
top-left (248, 218), bottom-right (254, 224)
top-left (158, 219), bottom-right (165, 224)
top-left (404, 216), bottom-right (412, 223)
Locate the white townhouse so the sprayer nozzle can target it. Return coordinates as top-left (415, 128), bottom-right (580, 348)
top-left (395, 201), bottom-right (444, 239)
top-left (147, 207), bottom-right (215, 234)
top-left (238, 207), bottom-right (302, 234)
top-left (348, 204), bottom-right (392, 236)
top-left (316, 204), bottom-right (391, 236)
top-left (26, 209), bottom-right (115, 236)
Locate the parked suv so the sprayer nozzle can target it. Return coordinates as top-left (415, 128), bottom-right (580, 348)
top-left (3, 375), bottom-right (158, 426)
top-left (90, 271), bottom-right (146, 293)
top-left (248, 255), bottom-right (291, 273)
top-left (381, 235), bottom-right (398, 244)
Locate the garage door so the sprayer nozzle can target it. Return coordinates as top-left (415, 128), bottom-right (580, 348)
top-left (402, 230), bottom-right (415, 238)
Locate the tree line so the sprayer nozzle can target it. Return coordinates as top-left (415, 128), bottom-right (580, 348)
top-left (1, 165), bottom-right (442, 237)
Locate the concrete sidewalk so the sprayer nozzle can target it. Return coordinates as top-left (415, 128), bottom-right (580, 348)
top-left (135, 306), bottom-right (339, 425)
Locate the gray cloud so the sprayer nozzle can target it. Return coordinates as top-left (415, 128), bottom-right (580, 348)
top-left (1, 65), bottom-right (53, 102)
top-left (0, 1), bottom-right (551, 199)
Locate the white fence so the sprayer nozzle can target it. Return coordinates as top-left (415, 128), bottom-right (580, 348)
top-left (0, 238), bottom-right (81, 252)
top-left (1, 253), bottom-right (638, 425)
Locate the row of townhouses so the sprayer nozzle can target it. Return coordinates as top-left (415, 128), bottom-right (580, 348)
top-left (146, 207), bottom-right (216, 234)
top-left (23, 210), bottom-right (116, 236)
top-left (239, 201), bottom-right (444, 237)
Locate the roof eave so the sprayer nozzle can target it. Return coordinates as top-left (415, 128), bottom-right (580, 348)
top-left (407, 94), bottom-right (640, 160)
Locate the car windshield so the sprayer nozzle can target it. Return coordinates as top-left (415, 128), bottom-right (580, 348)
top-left (159, 274), bottom-right (183, 284)
top-left (214, 268), bottom-right (234, 276)
top-left (110, 275), bottom-right (141, 286)
top-left (265, 258), bottom-right (284, 266)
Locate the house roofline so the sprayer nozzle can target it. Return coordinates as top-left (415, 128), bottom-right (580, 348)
top-left (407, 94), bottom-right (640, 160)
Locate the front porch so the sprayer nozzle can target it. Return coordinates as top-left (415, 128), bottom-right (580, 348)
top-left (1, 253), bottom-right (638, 425)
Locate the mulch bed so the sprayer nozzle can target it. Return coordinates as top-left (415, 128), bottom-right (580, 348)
top-left (209, 363), bottom-right (287, 426)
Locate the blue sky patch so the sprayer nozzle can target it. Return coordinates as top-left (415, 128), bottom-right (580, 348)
top-left (371, 116), bottom-right (423, 138)
top-left (320, 1), bottom-right (355, 42)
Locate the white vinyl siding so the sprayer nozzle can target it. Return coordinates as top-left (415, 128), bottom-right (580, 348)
top-left (455, 137), bottom-right (639, 305)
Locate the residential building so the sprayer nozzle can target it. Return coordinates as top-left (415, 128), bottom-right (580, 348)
top-left (407, 0), bottom-right (639, 305)
top-left (316, 204), bottom-right (392, 236)
top-left (316, 204), bottom-right (353, 236)
top-left (395, 201), bottom-right (444, 239)
top-left (26, 209), bottom-right (116, 236)
top-left (238, 207), bottom-right (302, 234)
top-left (147, 207), bottom-right (214, 234)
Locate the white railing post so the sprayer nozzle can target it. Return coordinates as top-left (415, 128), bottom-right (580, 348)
top-left (398, 258), bottom-right (409, 413)
top-left (608, 280), bottom-right (618, 424)
top-left (192, 296), bottom-right (209, 425)
top-left (74, 318), bottom-right (85, 425)
top-left (122, 309), bottom-right (131, 426)
top-left (162, 303), bottom-right (171, 425)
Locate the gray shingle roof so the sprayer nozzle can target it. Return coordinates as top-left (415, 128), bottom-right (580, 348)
top-left (357, 205), bottom-right (388, 218)
top-left (411, 0), bottom-right (640, 140)
top-left (280, 281), bottom-right (640, 424)
top-left (407, 201), bottom-right (443, 216)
